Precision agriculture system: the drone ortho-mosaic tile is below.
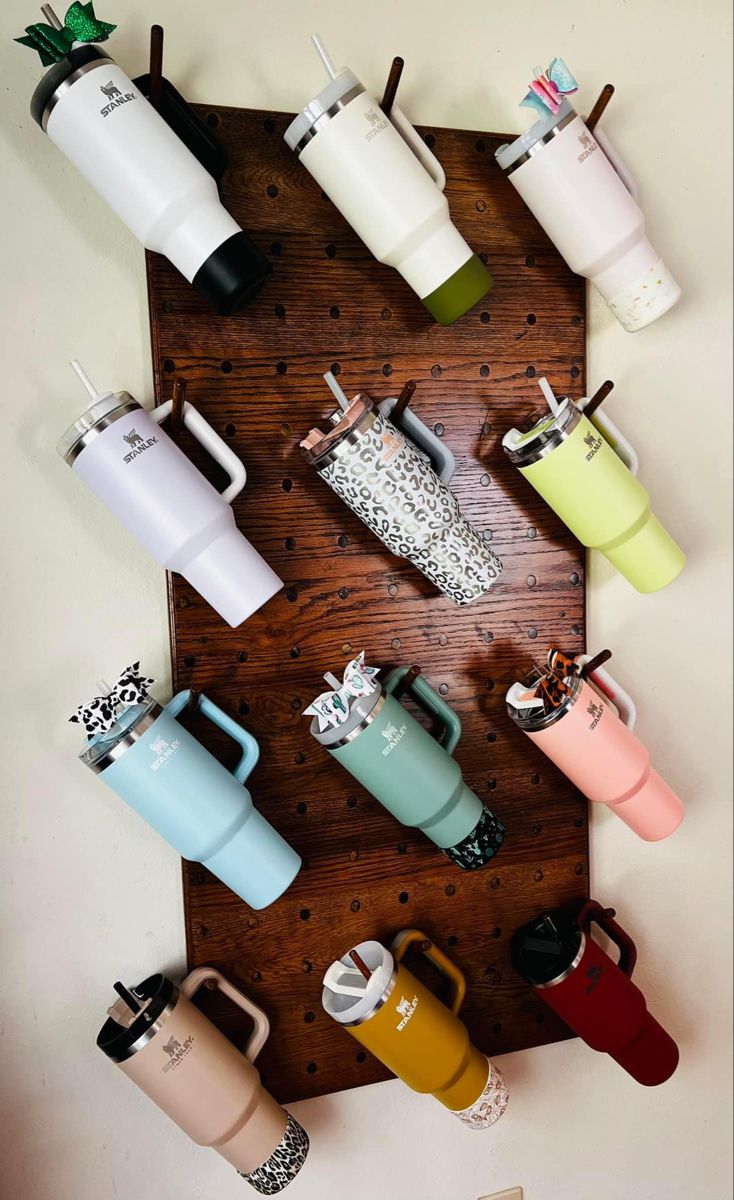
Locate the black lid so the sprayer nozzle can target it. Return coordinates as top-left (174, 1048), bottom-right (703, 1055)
top-left (31, 45), bottom-right (111, 128)
top-left (511, 910), bottom-right (583, 986)
top-left (192, 230), bottom-right (271, 315)
top-left (96, 973), bottom-right (175, 1062)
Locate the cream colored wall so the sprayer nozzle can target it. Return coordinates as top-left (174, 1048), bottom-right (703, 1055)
top-left (1, 1), bottom-right (731, 1197)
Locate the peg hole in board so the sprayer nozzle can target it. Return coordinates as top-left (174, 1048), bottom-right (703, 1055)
top-left (325, 243), bottom-right (337, 258)
top-left (330, 362), bottom-right (341, 376)
top-left (207, 112), bottom-right (220, 128)
top-left (304, 1011), bottom-right (315, 1023)
top-left (300, 908), bottom-right (311, 921)
top-left (526, 365), bottom-right (536, 378)
top-left (527, 313), bottom-right (537, 325)
top-left (347, 796), bottom-right (358, 809)
top-left (399, 891), bottom-right (409, 904)
top-left (480, 364), bottom-right (490, 378)
top-left (275, 304), bottom-right (286, 319)
top-left (239, 701), bottom-right (250, 716)
top-left (263, 116), bottom-right (275, 133)
top-left (330, 305), bottom-right (340, 319)
top-left (534, 869), bottom-right (544, 882)
top-left (282, 479), bottom-right (293, 492)
top-left (295, 753), bottom-right (306, 766)
top-left (296, 802), bottom-right (307, 814)
top-left (350, 899), bottom-right (360, 912)
top-left (285, 538), bottom-right (296, 550)
top-left (480, 311), bottom-right (491, 324)
top-left (356, 1051), bottom-right (367, 1063)
top-left (396, 843), bottom-right (407, 854)
top-left (267, 184), bottom-right (278, 198)
top-left (487, 778), bottom-right (497, 791)
top-left (238, 651), bottom-right (248, 663)
top-left (221, 360), bottom-right (233, 374)
top-left (276, 361), bottom-right (287, 376)
top-left (306, 1062), bottom-right (318, 1074)
top-left (183, 655), bottom-right (195, 668)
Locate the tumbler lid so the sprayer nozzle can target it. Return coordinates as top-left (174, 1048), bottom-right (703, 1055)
top-left (495, 98), bottom-right (576, 174)
top-left (96, 973), bottom-right (177, 1063)
top-left (299, 393), bottom-right (376, 469)
top-left (506, 669), bottom-right (581, 731)
top-left (284, 68), bottom-right (363, 154)
top-left (511, 911), bottom-right (585, 987)
top-left (57, 391), bottom-right (141, 465)
top-left (321, 940), bottom-right (397, 1026)
top-left (31, 44), bottom-right (112, 130)
top-left (309, 684), bottom-right (385, 748)
top-left (79, 697), bottom-right (163, 774)
top-left (502, 398), bottom-right (581, 467)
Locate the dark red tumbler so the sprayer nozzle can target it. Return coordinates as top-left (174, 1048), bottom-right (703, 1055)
top-left (511, 899), bottom-right (679, 1085)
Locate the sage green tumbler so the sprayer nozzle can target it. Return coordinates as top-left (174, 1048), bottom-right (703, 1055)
top-left (309, 667), bottom-right (504, 868)
top-left (502, 400), bottom-right (685, 593)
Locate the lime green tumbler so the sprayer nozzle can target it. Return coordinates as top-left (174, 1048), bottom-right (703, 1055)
top-left (502, 400), bottom-right (685, 593)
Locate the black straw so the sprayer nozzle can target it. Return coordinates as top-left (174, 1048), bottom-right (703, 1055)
top-left (113, 981), bottom-right (141, 1013)
top-left (381, 56), bottom-right (405, 117)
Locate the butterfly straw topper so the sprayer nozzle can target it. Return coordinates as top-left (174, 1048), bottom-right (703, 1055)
top-left (521, 58), bottom-right (578, 117)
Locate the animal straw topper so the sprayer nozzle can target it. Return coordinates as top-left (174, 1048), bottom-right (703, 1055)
top-left (69, 662), bottom-right (155, 739)
top-left (303, 652), bottom-right (380, 732)
top-left (513, 648), bottom-right (589, 717)
top-left (521, 58), bottom-right (578, 117)
top-left (15, 2), bottom-right (116, 66)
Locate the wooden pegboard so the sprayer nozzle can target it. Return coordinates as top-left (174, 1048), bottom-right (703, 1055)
top-left (145, 103), bottom-right (589, 1104)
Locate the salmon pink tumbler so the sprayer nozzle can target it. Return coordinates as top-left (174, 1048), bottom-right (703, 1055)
top-left (512, 901), bottom-right (679, 1086)
top-left (506, 649), bottom-right (684, 841)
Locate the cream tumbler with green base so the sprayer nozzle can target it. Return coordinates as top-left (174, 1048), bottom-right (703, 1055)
top-left (502, 380), bottom-right (685, 593)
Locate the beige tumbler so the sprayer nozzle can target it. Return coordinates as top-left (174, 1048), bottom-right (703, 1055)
top-left (97, 966), bottom-right (309, 1192)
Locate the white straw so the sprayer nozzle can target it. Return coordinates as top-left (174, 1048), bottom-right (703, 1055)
top-left (311, 33), bottom-right (337, 81)
top-left (324, 672), bottom-right (342, 690)
top-left (70, 359), bottom-right (101, 402)
top-left (323, 370), bottom-right (349, 412)
top-left (537, 376), bottom-right (560, 417)
top-left (41, 4), bottom-right (63, 29)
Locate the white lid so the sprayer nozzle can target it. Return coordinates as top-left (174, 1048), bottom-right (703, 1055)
top-left (495, 98), bottom-right (574, 171)
top-left (321, 940), bottom-right (395, 1025)
top-left (284, 68), bottom-right (362, 151)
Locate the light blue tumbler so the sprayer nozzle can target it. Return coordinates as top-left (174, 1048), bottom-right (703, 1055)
top-left (79, 689), bottom-right (301, 909)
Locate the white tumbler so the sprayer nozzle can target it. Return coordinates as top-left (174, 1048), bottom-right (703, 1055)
top-left (58, 364), bottom-right (282, 627)
top-left (495, 99), bottom-right (680, 331)
top-left (284, 37), bottom-right (492, 325)
top-left (30, 44), bottom-right (270, 313)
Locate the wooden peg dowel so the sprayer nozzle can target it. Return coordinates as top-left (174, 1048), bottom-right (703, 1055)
top-left (586, 83), bottom-right (614, 133)
top-left (349, 949), bottom-right (372, 981)
top-left (185, 687), bottom-right (201, 713)
top-left (583, 379), bottom-right (615, 419)
top-left (381, 56), bottom-right (405, 117)
top-left (391, 664), bottom-right (421, 699)
top-left (391, 378), bottom-right (417, 424)
top-left (580, 648), bottom-right (613, 678)
top-left (171, 377), bottom-right (186, 435)
top-left (149, 24), bottom-right (164, 111)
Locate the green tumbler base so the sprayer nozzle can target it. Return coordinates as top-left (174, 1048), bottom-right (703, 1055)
top-left (603, 513), bottom-right (686, 594)
top-left (421, 254), bottom-right (493, 326)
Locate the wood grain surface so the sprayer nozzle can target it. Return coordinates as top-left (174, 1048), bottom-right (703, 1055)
top-left (145, 103), bottom-right (589, 1104)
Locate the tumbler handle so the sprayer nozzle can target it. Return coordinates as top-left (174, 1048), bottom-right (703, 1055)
top-left (577, 900), bottom-right (638, 978)
top-left (180, 966), bottom-right (271, 1062)
top-left (391, 928), bottom-right (467, 1014)
top-left (389, 103), bottom-right (446, 190)
top-left (151, 399), bottom-right (247, 504)
top-left (384, 667), bottom-right (462, 755)
top-left (166, 690), bottom-right (261, 784)
top-left (576, 657), bottom-right (638, 731)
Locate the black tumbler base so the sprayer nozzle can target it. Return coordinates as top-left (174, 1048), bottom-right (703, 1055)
top-left (193, 231), bottom-right (272, 315)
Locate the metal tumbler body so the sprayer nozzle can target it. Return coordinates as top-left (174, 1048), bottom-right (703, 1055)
top-left (82, 691), bottom-right (301, 909)
top-left (507, 672), bottom-right (684, 841)
top-left (58, 392), bottom-right (282, 626)
top-left (512, 904), bottom-right (679, 1086)
top-left (322, 935), bottom-right (509, 1127)
top-left (32, 47), bottom-right (270, 312)
top-left (284, 68), bottom-right (491, 324)
top-left (97, 969), bottom-right (309, 1192)
top-left (304, 399), bottom-right (502, 605)
top-left (310, 668), bottom-right (504, 868)
top-left (503, 400), bottom-right (685, 593)
top-left (495, 103), bottom-right (679, 331)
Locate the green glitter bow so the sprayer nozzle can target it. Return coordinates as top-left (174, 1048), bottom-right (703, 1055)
top-left (15, 3), bottom-right (116, 66)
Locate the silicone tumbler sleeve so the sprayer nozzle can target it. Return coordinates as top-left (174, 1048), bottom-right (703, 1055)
top-left (384, 667), bottom-right (462, 754)
top-left (179, 966), bottom-right (270, 1061)
top-left (391, 928), bottom-right (467, 1014)
top-left (151, 399), bottom-right (247, 503)
top-left (166, 690), bottom-right (260, 784)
